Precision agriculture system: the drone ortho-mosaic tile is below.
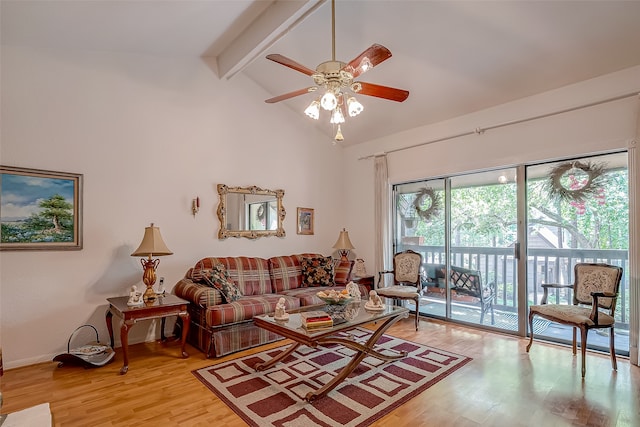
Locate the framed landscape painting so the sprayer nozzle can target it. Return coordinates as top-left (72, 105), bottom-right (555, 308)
top-left (0, 166), bottom-right (83, 250)
top-left (297, 207), bottom-right (314, 235)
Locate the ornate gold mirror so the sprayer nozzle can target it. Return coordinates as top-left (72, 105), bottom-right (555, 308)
top-left (216, 184), bottom-right (286, 239)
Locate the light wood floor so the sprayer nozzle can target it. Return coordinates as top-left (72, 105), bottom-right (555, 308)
top-left (2, 318), bottom-right (639, 426)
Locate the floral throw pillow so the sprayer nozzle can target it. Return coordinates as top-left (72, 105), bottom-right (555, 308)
top-left (301, 256), bottom-right (334, 287)
top-left (203, 263), bottom-right (243, 303)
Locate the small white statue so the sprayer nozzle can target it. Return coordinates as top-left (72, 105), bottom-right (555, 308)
top-left (274, 297), bottom-right (289, 321)
top-left (345, 281), bottom-right (362, 302)
top-left (365, 290), bottom-right (384, 311)
top-left (127, 285), bottom-right (143, 306)
top-left (354, 259), bottom-right (367, 277)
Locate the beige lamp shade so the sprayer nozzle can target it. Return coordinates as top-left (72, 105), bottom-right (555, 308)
top-left (333, 228), bottom-right (355, 268)
top-left (332, 228), bottom-right (355, 251)
top-left (131, 223), bottom-right (173, 257)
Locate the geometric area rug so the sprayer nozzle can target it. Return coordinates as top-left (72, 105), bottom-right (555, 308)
top-left (193, 327), bottom-right (472, 427)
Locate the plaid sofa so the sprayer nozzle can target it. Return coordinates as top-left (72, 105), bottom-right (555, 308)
top-left (173, 254), bottom-right (365, 358)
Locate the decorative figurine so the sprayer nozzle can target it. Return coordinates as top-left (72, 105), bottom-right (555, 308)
top-left (354, 259), bottom-right (367, 277)
top-left (365, 290), bottom-right (384, 311)
top-left (343, 303), bottom-right (361, 321)
top-left (127, 285), bottom-right (143, 306)
top-left (274, 297), bottom-right (289, 321)
top-left (345, 281), bottom-right (362, 302)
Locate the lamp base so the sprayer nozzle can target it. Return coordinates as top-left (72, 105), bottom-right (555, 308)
top-left (140, 257), bottom-right (160, 302)
top-left (142, 285), bottom-right (157, 302)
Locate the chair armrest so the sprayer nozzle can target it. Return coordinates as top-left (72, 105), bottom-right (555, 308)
top-left (589, 291), bottom-right (619, 324)
top-left (540, 283), bottom-right (573, 305)
top-left (377, 270), bottom-right (394, 288)
top-left (591, 291), bottom-right (618, 298)
top-left (541, 283), bottom-right (573, 289)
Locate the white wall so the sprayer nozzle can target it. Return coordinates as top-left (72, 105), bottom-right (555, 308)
top-left (0, 46), bottom-right (347, 368)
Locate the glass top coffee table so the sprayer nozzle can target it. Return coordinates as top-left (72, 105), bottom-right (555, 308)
top-left (253, 300), bottom-right (409, 402)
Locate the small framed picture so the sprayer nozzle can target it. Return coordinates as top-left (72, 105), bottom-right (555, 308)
top-left (296, 207), bottom-right (314, 235)
top-left (1, 165), bottom-right (83, 251)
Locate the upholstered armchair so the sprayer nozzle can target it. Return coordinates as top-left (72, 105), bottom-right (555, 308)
top-left (376, 250), bottom-right (423, 330)
top-left (526, 262), bottom-right (623, 378)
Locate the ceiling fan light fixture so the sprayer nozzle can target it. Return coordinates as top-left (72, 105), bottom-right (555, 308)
top-left (359, 58), bottom-right (372, 74)
top-left (347, 96), bottom-right (363, 117)
top-left (264, 0), bottom-right (409, 143)
top-left (304, 99), bottom-right (320, 120)
top-left (320, 91), bottom-right (338, 111)
top-left (330, 107), bottom-right (345, 124)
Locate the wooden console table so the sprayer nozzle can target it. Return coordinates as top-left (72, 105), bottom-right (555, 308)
top-left (106, 294), bottom-right (190, 374)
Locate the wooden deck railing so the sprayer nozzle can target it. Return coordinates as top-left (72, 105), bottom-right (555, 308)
top-left (400, 244), bottom-right (630, 329)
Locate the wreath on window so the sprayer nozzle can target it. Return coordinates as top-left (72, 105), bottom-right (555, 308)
top-left (546, 161), bottom-right (607, 203)
top-left (413, 187), bottom-right (442, 222)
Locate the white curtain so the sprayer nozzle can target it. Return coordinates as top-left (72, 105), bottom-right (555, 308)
top-left (630, 98), bottom-right (640, 366)
top-left (374, 155), bottom-right (391, 288)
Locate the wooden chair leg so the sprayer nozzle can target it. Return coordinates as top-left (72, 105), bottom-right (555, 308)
top-left (610, 327), bottom-right (618, 371)
top-left (414, 297), bottom-right (419, 330)
top-left (526, 311), bottom-right (535, 352)
top-left (580, 327), bottom-right (588, 378)
top-left (572, 327), bottom-right (577, 355)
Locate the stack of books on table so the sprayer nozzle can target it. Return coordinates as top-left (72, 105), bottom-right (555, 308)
top-left (300, 311), bottom-right (333, 330)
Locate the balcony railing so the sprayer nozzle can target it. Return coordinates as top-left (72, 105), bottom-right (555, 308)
top-left (400, 244), bottom-right (630, 328)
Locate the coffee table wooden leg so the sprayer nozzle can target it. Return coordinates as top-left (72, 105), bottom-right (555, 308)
top-left (255, 341), bottom-right (301, 372)
top-left (120, 320), bottom-right (133, 375)
top-left (179, 312), bottom-right (190, 358)
top-left (305, 313), bottom-right (408, 402)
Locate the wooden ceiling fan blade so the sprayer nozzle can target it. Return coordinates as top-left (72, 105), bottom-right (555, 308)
top-left (355, 82), bottom-right (409, 102)
top-left (266, 54), bottom-right (316, 76)
top-left (265, 87), bottom-right (317, 103)
top-left (343, 44), bottom-right (392, 78)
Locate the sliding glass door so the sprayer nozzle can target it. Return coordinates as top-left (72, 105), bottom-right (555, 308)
top-left (525, 152), bottom-right (629, 354)
top-left (393, 151), bottom-right (630, 355)
top-left (449, 169), bottom-right (518, 328)
top-left (394, 179), bottom-right (446, 318)
top-left (394, 169), bottom-right (519, 332)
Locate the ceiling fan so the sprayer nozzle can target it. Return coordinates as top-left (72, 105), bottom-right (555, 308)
top-left (264, 0), bottom-right (409, 141)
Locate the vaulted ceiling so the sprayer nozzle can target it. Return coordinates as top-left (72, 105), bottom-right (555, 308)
top-left (3, 0), bottom-right (640, 145)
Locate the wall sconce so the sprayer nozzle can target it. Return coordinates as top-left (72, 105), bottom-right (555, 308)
top-left (192, 197), bottom-right (200, 217)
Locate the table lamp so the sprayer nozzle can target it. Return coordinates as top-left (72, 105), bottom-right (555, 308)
top-left (131, 223), bottom-right (173, 302)
top-left (333, 228), bottom-right (355, 263)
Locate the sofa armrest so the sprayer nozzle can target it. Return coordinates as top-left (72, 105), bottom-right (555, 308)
top-left (173, 278), bottom-right (224, 308)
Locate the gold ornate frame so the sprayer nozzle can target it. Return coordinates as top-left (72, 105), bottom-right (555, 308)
top-left (216, 184), bottom-right (285, 239)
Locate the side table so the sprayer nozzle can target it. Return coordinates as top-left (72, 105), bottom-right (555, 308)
top-left (351, 275), bottom-right (375, 292)
top-left (106, 294), bottom-right (190, 374)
